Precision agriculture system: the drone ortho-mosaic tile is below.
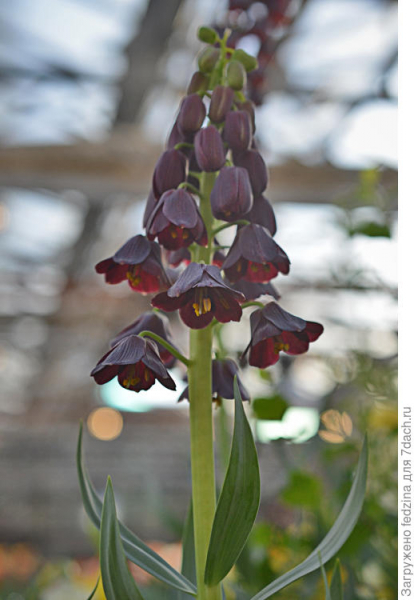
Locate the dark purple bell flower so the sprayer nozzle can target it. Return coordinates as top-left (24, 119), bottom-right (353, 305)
top-left (177, 94), bottom-right (206, 135)
top-left (222, 224), bottom-right (290, 283)
top-left (143, 189), bottom-right (158, 228)
top-left (244, 302), bottom-right (324, 368)
top-left (229, 279), bottom-right (280, 301)
top-left (246, 195), bottom-right (277, 236)
top-left (223, 110), bottom-right (252, 152)
top-left (233, 149), bottom-right (268, 197)
top-left (166, 247), bottom-right (191, 268)
top-left (91, 335), bottom-right (176, 393)
top-left (152, 262), bottom-right (245, 329)
top-left (178, 359), bottom-right (249, 402)
top-left (111, 312), bottom-right (178, 368)
top-left (146, 189), bottom-right (207, 250)
top-left (194, 126), bottom-right (226, 172)
top-left (210, 166), bottom-right (253, 222)
top-left (208, 86), bottom-right (235, 123)
top-left (152, 150), bottom-right (187, 198)
top-left (95, 235), bottom-right (170, 294)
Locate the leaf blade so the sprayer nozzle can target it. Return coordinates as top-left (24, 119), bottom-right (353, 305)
top-left (330, 559), bottom-right (344, 600)
top-left (86, 577), bottom-right (100, 600)
top-left (100, 478), bottom-right (145, 600)
top-left (204, 379), bottom-right (261, 585)
top-left (76, 423), bottom-right (197, 596)
top-left (251, 436), bottom-right (368, 600)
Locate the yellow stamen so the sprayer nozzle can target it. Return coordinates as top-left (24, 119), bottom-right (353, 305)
top-left (203, 298), bottom-right (212, 313)
top-left (192, 289), bottom-right (212, 317)
top-left (274, 341), bottom-right (290, 353)
top-left (170, 229), bottom-right (178, 238)
top-left (182, 230), bottom-right (189, 239)
top-left (127, 267), bottom-right (142, 287)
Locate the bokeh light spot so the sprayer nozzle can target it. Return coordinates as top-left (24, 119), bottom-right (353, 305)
top-left (87, 407), bottom-right (123, 441)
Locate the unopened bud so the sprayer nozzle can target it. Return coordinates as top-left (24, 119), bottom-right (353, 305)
top-left (237, 99), bottom-right (256, 133)
top-left (223, 110), bottom-right (252, 152)
top-left (208, 86), bottom-right (234, 123)
top-left (194, 126), bottom-right (226, 172)
top-left (177, 94), bottom-right (206, 135)
top-left (211, 166), bottom-right (253, 222)
top-left (197, 26), bottom-right (218, 44)
top-left (225, 60), bottom-right (247, 91)
top-left (152, 149), bottom-right (187, 198)
top-left (233, 149), bottom-right (268, 197)
top-left (198, 47), bottom-right (220, 73)
top-left (232, 49), bottom-right (258, 72)
top-left (187, 71), bottom-right (209, 95)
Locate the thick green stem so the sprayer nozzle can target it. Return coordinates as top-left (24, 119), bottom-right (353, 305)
top-left (188, 171), bottom-right (221, 600)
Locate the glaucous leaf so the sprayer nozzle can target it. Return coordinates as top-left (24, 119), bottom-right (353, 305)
top-left (330, 560), bottom-right (344, 600)
top-left (204, 378), bottom-right (260, 585)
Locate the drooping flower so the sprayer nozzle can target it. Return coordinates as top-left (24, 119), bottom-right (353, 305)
top-left (222, 224), bottom-right (290, 283)
top-left (178, 359), bottom-right (249, 402)
top-left (210, 166), bottom-right (253, 222)
top-left (223, 110), bottom-right (252, 152)
top-left (152, 150), bottom-right (187, 198)
top-left (246, 195), bottom-right (277, 236)
top-left (95, 235), bottom-right (169, 294)
top-left (244, 302), bottom-right (324, 368)
top-left (91, 335), bottom-right (176, 392)
top-left (146, 189), bottom-right (207, 250)
top-left (110, 312), bottom-right (178, 368)
top-left (194, 126), bottom-right (226, 172)
top-left (152, 262), bottom-right (245, 329)
top-left (233, 149), bottom-right (268, 197)
top-left (208, 86), bottom-right (235, 123)
top-left (177, 94), bottom-right (206, 135)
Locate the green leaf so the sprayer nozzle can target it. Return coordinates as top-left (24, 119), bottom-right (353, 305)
top-left (252, 395), bottom-right (288, 421)
top-left (100, 478), bottom-right (145, 600)
top-left (251, 436), bottom-right (368, 600)
top-left (76, 423), bottom-right (197, 596)
top-left (204, 378), bottom-right (261, 585)
top-left (86, 578), bottom-right (100, 600)
top-left (330, 560), bottom-right (344, 600)
top-left (175, 502), bottom-right (197, 600)
top-left (281, 471), bottom-right (323, 510)
top-left (319, 555), bottom-right (331, 600)
top-left (351, 222), bottom-right (391, 238)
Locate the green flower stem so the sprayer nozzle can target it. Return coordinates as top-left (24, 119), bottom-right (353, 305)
top-left (178, 181), bottom-right (204, 198)
top-left (188, 170), bottom-right (221, 600)
top-left (241, 301), bottom-right (265, 310)
top-left (212, 220), bottom-right (250, 236)
top-left (137, 331), bottom-right (191, 367)
top-left (174, 142), bottom-right (194, 150)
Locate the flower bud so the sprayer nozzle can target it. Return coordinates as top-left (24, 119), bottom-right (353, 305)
top-left (177, 94), bottom-right (206, 135)
top-left (194, 126), bottom-right (226, 172)
top-left (225, 60), bottom-right (247, 91)
top-left (232, 49), bottom-right (258, 72)
top-left (246, 195), bottom-right (277, 236)
top-left (187, 71), bottom-right (209, 95)
top-left (208, 86), bottom-right (235, 123)
top-left (237, 99), bottom-right (256, 132)
top-left (197, 26), bottom-right (218, 44)
top-left (210, 166), bottom-right (253, 222)
top-left (223, 110), bottom-right (252, 152)
top-left (233, 149), bottom-right (268, 197)
top-left (152, 149), bottom-right (187, 198)
top-left (198, 47), bottom-right (220, 73)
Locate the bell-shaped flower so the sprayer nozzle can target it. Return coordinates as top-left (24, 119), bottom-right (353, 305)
top-left (91, 335), bottom-right (176, 392)
top-left (146, 189), bottom-right (207, 250)
top-left (177, 94), bottom-right (206, 135)
top-left (233, 149), bottom-right (268, 197)
top-left (194, 126), bottom-right (226, 172)
top-left (223, 110), bottom-right (252, 152)
top-left (178, 359), bottom-right (249, 402)
top-left (152, 262), bottom-right (245, 329)
top-left (246, 195), bottom-right (277, 236)
top-left (210, 166), bottom-right (253, 222)
top-left (244, 302), bottom-right (324, 368)
top-left (110, 312), bottom-right (178, 368)
top-left (222, 224), bottom-right (290, 283)
top-left (95, 235), bottom-right (169, 294)
top-left (208, 86), bottom-right (235, 123)
top-left (152, 150), bottom-right (187, 198)
top-left (229, 279), bottom-right (280, 301)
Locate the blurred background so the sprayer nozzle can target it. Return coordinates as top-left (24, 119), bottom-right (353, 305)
top-left (0, 0), bottom-right (397, 598)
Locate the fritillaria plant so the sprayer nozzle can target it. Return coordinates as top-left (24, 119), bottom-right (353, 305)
top-left (78, 26), bottom-right (368, 600)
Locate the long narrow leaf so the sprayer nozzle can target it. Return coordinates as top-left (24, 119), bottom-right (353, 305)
top-left (175, 501), bottom-right (197, 600)
top-left (251, 436), bottom-right (368, 600)
top-left (100, 478), bottom-right (145, 600)
top-left (86, 577), bottom-right (100, 600)
top-left (204, 379), bottom-right (261, 585)
top-left (319, 555), bottom-right (331, 600)
top-left (76, 423), bottom-right (197, 596)
top-left (330, 560), bottom-right (344, 600)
